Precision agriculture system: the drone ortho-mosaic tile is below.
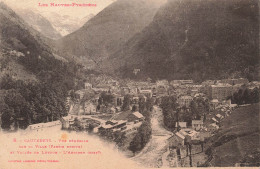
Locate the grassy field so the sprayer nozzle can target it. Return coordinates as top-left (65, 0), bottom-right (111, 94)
top-left (205, 103), bottom-right (259, 167)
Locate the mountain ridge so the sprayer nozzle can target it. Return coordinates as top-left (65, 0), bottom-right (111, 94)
top-left (56, 0), bottom-right (166, 67)
top-left (16, 9), bottom-right (62, 40)
top-left (0, 2), bottom-right (72, 83)
top-left (100, 0), bottom-right (259, 82)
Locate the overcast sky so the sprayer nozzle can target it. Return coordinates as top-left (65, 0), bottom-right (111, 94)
top-left (1, 0), bottom-right (116, 18)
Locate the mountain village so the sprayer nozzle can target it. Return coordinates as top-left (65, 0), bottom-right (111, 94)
top-left (26, 75), bottom-right (260, 167)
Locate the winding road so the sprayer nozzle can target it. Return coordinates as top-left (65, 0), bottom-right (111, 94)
top-left (131, 106), bottom-right (173, 167)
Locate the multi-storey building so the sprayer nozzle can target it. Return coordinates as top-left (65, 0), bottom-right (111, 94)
top-left (170, 80), bottom-right (194, 86)
top-left (220, 78), bottom-right (248, 85)
top-left (178, 95), bottom-right (193, 107)
top-left (208, 83), bottom-right (232, 101)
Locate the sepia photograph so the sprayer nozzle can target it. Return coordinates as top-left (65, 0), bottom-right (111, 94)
top-left (0, 0), bottom-right (259, 168)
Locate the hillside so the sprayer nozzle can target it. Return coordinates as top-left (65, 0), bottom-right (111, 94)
top-left (0, 2), bottom-right (80, 130)
top-left (57, 0), bottom-right (166, 68)
top-left (204, 103), bottom-right (260, 167)
top-left (100, 0), bottom-right (259, 82)
top-left (0, 2), bottom-right (70, 82)
top-left (16, 9), bottom-right (62, 40)
top-left (0, 50), bottom-right (37, 83)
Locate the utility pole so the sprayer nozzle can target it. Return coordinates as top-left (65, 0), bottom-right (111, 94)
top-left (189, 144), bottom-right (192, 167)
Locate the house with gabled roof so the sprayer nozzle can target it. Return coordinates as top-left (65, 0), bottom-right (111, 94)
top-left (175, 122), bottom-right (187, 129)
top-left (192, 120), bottom-right (203, 130)
top-left (127, 111), bottom-right (145, 122)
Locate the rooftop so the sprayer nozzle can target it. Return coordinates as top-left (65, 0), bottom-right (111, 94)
top-left (192, 120), bottom-right (203, 125)
top-left (179, 128), bottom-right (198, 137)
top-left (175, 122), bottom-right (187, 128)
top-left (175, 132), bottom-right (185, 140)
top-left (211, 99), bottom-right (219, 103)
top-left (211, 83), bottom-right (232, 87)
top-left (132, 111), bottom-right (144, 119)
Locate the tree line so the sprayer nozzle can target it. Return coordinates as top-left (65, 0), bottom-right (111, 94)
top-left (128, 96), bottom-right (153, 154)
top-left (159, 96), bottom-right (209, 130)
top-left (0, 61), bottom-right (79, 131)
top-left (230, 87), bottom-right (259, 105)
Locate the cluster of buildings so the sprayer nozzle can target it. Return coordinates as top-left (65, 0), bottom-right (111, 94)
top-left (168, 97), bottom-right (240, 162)
top-left (206, 101), bottom-right (237, 132)
top-left (73, 75), bottom-right (258, 113)
top-left (168, 107), bottom-right (232, 165)
top-left (67, 77), bottom-right (257, 130)
top-left (168, 123), bottom-right (210, 164)
top-left (173, 99), bottom-right (238, 141)
top-left (166, 103), bottom-right (240, 167)
top-left (68, 78), bottom-right (166, 116)
top-left (27, 120), bottom-right (61, 131)
top-left (60, 115), bottom-right (102, 130)
top-left (171, 78), bottom-right (258, 108)
top-left (98, 111), bottom-right (145, 138)
top-left (67, 75), bottom-right (258, 120)
top-left (171, 119), bottom-right (205, 143)
top-left (60, 111), bottom-right (145, 138)
top-left (66, 75), bottom-right (258, 144)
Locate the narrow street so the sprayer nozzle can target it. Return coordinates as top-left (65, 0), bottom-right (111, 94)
top-left (131, 106), bottom-right (173, 167)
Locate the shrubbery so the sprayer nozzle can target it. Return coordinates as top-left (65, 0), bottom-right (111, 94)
top-left (0, 76), bottom-right (70, 130)
top-left (231, 87), bottom-right (259, 105)
top-left (129, 121), bottom-right (152, 154)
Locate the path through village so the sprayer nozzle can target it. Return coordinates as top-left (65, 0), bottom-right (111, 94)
top-left (131, 106), bottom-right (173, 167)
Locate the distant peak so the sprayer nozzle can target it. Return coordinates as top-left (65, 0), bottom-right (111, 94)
top-left (0, 1), bottom-right (7, 8)
top-left (0, 1), bottom-right (15, 13)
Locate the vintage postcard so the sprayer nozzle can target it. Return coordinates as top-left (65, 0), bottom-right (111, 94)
top-left (0, 0), bottom-right (259, 168)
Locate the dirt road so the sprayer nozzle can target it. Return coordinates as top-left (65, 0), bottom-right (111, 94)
top-left (131, 106), bottom-right (172, 167)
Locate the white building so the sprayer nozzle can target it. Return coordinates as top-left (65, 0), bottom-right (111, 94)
top-left (84, 102), bottom-right (97, 115)
top-left (175, 122), bottom-right (187, 128)
top-left (192, 120), bottom-right (203, 131)
top-left (84, 83), bottom-right (93, 89)
top-left (178, 95), bottom-right (193, 107)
